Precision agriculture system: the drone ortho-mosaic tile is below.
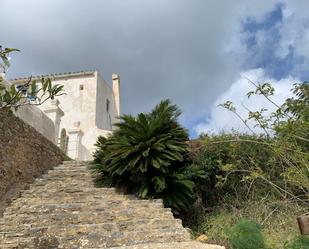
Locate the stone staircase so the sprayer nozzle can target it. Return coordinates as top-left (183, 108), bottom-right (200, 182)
top-left (0, 161), bottom-right (224, 249)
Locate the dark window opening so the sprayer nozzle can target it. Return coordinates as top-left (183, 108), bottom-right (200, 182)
top-left (106, 99), bottom-right (110, 113)
top-left (79, 84), bottom-right (84, 90)
top-left (16, 84), bottom-right (27, 95)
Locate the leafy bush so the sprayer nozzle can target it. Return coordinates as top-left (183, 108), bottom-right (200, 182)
top-left (188, 83), bottom-right (309, 209)
top-left (284, 235), bottom-right (309, 249)
top-left (189, 133), bottom-right (280, 207)
top-left (183, 82), bottom-right (309, 248)
top-left (219, 82), bottom-right (309, 200)
top-left (227, 219), bottom-right (266, 249)
top-left (91, 100), bottom-right (194, 213)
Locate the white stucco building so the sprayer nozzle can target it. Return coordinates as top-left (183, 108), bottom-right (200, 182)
top-left (10, 71), bottom-right (121, 161)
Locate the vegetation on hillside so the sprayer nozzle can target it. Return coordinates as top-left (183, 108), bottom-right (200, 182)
top-left (91, 74), bottom-right (308, 248)
top-left (183, 81), bottom-right (309, 248)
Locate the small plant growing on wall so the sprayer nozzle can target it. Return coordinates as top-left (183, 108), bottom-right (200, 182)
top-left (0, 46), bottom-right (64, 111)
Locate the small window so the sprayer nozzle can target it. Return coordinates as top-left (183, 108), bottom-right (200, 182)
top-left (16, 84), bottom-right (27, 95)
top-left (16, 84), bottom-right (37, 101)
top-left (106, 99), bottom-right (110, 113)
top-left (79, 84), bottom-right (84, 90)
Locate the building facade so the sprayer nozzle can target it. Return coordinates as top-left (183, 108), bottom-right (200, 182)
top-left (10, 71), bottom-right (120, 161)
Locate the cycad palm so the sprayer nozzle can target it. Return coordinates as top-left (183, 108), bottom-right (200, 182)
top-left (91, 99), bottom-right (194, 213)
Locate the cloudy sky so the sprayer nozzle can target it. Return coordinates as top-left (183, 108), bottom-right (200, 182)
top-left (1, 0), bottom-right (308, 137)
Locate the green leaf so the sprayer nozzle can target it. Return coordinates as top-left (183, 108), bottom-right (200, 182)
top-left (152, 176), bottom-right (166, 192)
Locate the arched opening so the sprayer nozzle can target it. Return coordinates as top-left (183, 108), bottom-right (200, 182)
top-left (59, 128), bottom-right (68, 154)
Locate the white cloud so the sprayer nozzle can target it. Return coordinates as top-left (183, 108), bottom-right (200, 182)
top-left (195, 68), bottom-right (296, 135)
top-left (193, 1), bottom-right (309, 136)
top-left (0, 0), bottom-right (280, 122)
top-left (1, 0), bottom-right (307, 135)
top-left (275, 1), bottom-right (309, 61)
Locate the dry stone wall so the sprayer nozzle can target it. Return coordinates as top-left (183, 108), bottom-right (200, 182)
top-left (0, 110), bottom-right (66, 215)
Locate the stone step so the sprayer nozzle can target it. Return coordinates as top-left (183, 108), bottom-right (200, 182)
top-left (0, 245), bottom-right (21, 249)
top-left (52, 163), bottom-right (88, 168)
top-left (1, 213), bottom-right (178, 231)
top-left (29, 181), bottom-right (94, 189)
top-left (45, 170), bottom-right (91, 176)
top-left (51, 167), bottom-right (88, 172)
top-left (0, 161), bottom-right (224, 249)
top-left (5, 198), bottom-right (163, 211)
top-left (20, 186), bottom-right (118, 198)
top-left (2, 209), bottom-right (171, 224)
top-left (46, 170), bottom-right (90, 176)
top-left (57, 165), bottom-right (88, 169)
top-left (56, 163), bottom-right (88, 167)
top-left (2, 218), bottom-right (183, 238)
top-left (18, 192), bottom-right (129, 200)
top-left (48, 168), bottom-right (90, 174)
top-left (1, 227), bottom-right (190, 248)
top-left (45, 168), bottom-right (90, 173)
top-left (1, 207), bottom-right (173, 226)
top-left (107, 241), bottom-right (225, 249)
top-left (0, 238), bottom-right (34, 249)
top-left (6, 195), bottom-right (131, 208)
top-left (39, 177), bottom-right (92, 182)
top-left (62, 161), bottom-right (89, 165)
top-left (37, 176), bottom-right (91, 181)
top-left (3, 201), bottom-right (169, 218)
top-left (16, 193), bottom-right (132, 202)
top-left (40, 175), bottom-right (92, 181)
top-left (24, 184), bottom-right (115, 191)
top-left (66, 228), bottom-right (190, 248)
top-left (52, 167), bottom-right (88, 172)
top-left (6, 189), bottom-right (128, 206)
top-left (0, 244), bottom-right (219, 249)
top-left (29, 179), bottom-right (95, 188)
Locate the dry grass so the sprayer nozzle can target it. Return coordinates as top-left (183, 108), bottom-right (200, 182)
top-left (185, 197), bottom-right (308, 249)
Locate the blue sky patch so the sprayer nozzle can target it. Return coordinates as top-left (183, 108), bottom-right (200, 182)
top-left (241, 4), bottom-right (309, 82)
top-left (244, 4), bottom-right (283, 32)
top-left (239, 3), bottom-right (309, 81)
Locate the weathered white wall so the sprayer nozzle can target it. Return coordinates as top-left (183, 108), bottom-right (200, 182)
top-left (16, 105), bottom-right (55, 143)
top-left (1, 73), bottom-right (56, 143)
top-left (112, 74), bottom-right (121, 117)
top-left (39, 74), bottom-right (96, 160)
top-left (38, 72), bottom-right (117, 160)
top-left (96, 72), bottom-right (118, 131)
top-left (43, 100), bottom-right (64, 144)
top-left (10, 71), bottom-right (119, 161)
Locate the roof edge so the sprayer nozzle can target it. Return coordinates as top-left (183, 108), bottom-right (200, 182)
top-left (9, 70), bottom-right (96, 83)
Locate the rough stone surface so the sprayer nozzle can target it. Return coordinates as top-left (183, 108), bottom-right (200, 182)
top-left (108, 242), bottom-right (225, 249)
top-left (0, 110), bottom-right (66, 216)
top-left (0, 161), bottom-right (224, 248)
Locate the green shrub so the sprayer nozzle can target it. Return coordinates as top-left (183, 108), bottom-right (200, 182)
top-left (182, 82), bottom-right (309, 248)
top-left (284, 235), bottom-right (309, 249)
top-left (189, 133), bottom-right (281, 207)
top-left (217, 82), bottom-right (309, 201)
top-left (91, 100), bottom-right (194, 213)
top-left (188, 83), bottom-right (309, 209)
top-left (227, 219), bottom-right (266, 249)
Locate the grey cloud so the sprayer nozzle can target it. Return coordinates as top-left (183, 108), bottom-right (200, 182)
top-left (0, 0), bottom-right (279, 132)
